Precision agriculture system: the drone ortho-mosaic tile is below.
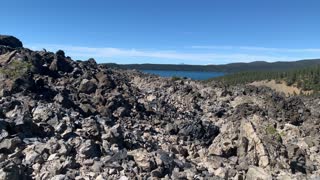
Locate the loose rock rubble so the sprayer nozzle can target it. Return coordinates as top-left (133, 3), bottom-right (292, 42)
top-left (0, 36), bottom-right (320, 179)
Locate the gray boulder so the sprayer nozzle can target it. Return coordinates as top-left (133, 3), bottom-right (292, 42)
top-left (79, 79), bottom-right (98, 94)
top-left (246, 166), bottom-right (272, 180)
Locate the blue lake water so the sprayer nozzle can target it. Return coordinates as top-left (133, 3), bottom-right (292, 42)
top-left (141, 70), bottom-right (225, 80)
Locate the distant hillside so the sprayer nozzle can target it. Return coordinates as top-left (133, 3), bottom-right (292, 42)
top-left (105, 59), bottom-right (320, 73)
top-left (210, 65), bottom-right (320, 95)
top-left (250, 80), bottom-right (313, 96)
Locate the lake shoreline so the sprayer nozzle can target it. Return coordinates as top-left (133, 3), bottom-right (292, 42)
top-left (141, 69), bottom-right (225, 80)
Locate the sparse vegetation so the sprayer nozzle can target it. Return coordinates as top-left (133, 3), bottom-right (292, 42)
top-left (0, 60), bottom-right (32, 79)
top-left (279, 131), bottom-right (286, 137)
top-left (265, 125), bottom-right (277, 135)
top-left (265, 125), bottom-right (282, 142)
top-left (171, 76), bottom-right (182, 81)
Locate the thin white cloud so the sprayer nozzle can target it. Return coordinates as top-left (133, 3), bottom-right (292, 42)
top-left (240, 46), bottom-right (320, 53)
top-left (191, 45), bottom-right (320, 53)
top-left (191, 45), bottom-right (234, 50)
top-left (27, 44), bottom-right (305, 64)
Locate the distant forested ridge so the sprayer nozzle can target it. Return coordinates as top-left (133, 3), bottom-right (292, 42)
top-left (105, 59), bottom-right (320, 73)
top-left (210, 65), bottom-right (320, 94)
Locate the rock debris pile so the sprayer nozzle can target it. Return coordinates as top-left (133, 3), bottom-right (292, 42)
top-left (0, 36), bottom-right (320, 179)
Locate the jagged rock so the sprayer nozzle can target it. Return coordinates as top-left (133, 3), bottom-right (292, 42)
top-left (79, 140), bottom-right (101, 158)
top-left (32, 104), bottom-right (54, 122)
top-left (246, 166), bottom-right (272, 180)
top-left (240, 117), bottom-right (270, 168)
top-left (113, 106), bottom-right (130, 117)
top-left (289, 147), bottom-right (307, 174)
top-left (80, 118), bottom-right (100, 138)
top-left (95, 71), bottom-right (114, 89)
top-left (0, 137), bottom-right (22, 153)
top-left (51, 174), bottom-right (68, 180)
top-left (0, 50), bottom-right (17, 65)
top-left (79, 79), bottom-right (97, 94)
top-left (53, 94), bottom-right (73, 108)
top-left (105, 149), bottom-right (127, 163)
top-left (237, 136), bottom-right (249, 158)
top-left (129, 149), bottom-right (155, 171)
top-left (0, 35), bottom-right (23, 48)
top-left (102, 124), bottom-right (124, 150)
top-left (0, 128), bottom-right (9, 141)
top-left (49, 50), bottom-right (73, 73)
top-left (0, 164), bottom-right (28, 180)
top-left (178, 120), bottom-right (219, 144)
top-left (23, 147), bottom-right (43, 165)
top-left (165, 123), bottom-right (178, 135)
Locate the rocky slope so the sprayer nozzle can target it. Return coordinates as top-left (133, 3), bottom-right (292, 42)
top-left (0, 37), bottom-right (320, 180)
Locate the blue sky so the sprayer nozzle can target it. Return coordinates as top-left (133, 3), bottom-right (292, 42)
top-left (2, 0), bottom-right (320, 64)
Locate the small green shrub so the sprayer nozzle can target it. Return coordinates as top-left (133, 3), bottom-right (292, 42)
top-left (0, 60), bottom-right (32, 79)
top-left (265, 125), bottom-right (282, 142)
top-left (279, 131), bottom-right (286, 137)
top-left (275, 133), bottom-right (282, 142)
top-left (171, 76), bottom-right (182, 81)
top-left (265, 125), bottom-right (277, 135)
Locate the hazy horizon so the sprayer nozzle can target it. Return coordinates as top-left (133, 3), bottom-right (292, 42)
top-left (3, 0), bottom-right (320, 65)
